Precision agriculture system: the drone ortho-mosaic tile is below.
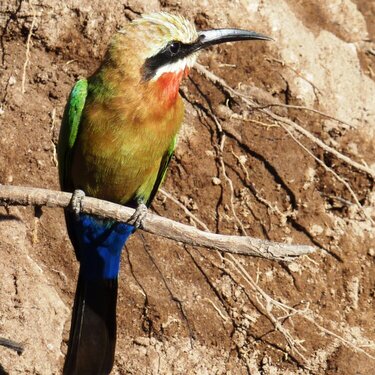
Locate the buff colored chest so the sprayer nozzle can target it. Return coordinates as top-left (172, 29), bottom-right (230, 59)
top-left (70, 72), bottom-right (185, 205)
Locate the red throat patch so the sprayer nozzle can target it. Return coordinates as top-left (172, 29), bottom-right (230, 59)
top-left (156, 68), bottom-right (190, 108)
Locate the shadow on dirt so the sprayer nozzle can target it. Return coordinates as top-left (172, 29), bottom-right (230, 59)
top-left (0, 363), bottom-right (9, 375)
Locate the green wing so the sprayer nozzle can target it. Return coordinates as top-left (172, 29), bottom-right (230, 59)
top-left (145, 135), bottom-right (177, 207)
top-left (57, 79), bottom-right (88, 191)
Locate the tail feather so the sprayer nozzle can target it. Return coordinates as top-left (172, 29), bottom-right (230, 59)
top-left (63, 272), bottom-right (118, 375)
top-left (63, 214), bottom-right (134, 374)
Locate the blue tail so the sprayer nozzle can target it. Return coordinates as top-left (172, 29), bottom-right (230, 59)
top-left (63, 214), bottom-right (134, 375)
top-left (76, 215), bottom-right (134, 280)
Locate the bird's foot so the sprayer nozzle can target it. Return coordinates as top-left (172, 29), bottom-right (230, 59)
top-left (70, 189), bottom-right (85, 217)
top-left (128, 203), bottom-right (147, 229)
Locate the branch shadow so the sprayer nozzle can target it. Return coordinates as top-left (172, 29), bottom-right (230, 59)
top-left (0, 214), bottom-right (21, 222)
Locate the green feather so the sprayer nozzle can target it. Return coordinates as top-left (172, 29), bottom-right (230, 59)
top-left (145, 134), bottom-right (177, 206)
top-left (58, 79), bottom-right (88, 189)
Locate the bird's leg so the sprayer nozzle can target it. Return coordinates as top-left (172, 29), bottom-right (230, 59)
top-left (69, 189), bottom-right (86, 218)
top-left (128, 199), bottom-right (147, 229)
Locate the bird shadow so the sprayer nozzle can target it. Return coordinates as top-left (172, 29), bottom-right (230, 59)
top-left (0, 363), bottom-right (9, 375)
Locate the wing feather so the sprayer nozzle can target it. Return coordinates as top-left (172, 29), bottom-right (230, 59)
top-left (58, 79), bottom-right (88, 190)
top-left (145, 135), bottom-right (177, 206)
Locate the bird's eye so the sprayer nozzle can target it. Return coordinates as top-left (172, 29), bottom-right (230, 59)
top-left (169, 42), bottom-right (181, 55)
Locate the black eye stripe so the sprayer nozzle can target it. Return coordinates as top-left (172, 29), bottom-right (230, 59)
top-left (142, 40), bottom-right (195, 81)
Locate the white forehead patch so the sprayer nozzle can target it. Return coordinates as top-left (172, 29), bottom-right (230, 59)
top-left (138, 12), bottom-right (198, 44)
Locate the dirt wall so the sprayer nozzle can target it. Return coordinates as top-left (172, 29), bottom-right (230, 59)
top-left (0, 1), bottom-right (374, 374)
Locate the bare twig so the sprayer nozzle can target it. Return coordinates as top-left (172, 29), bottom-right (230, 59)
top-left (271, 114), bottom-right (374, 178)
top-left (223, 254), bottom-right (309, 362)
top-left (257, 103), bottom-right (355, 130)
top-left (0, 337), bottom-right (24, 354)
top-left (188, 66), bottom-right (375, 361)
top-left (304, 316), bottom-right (375, 360)
top-left (159, 188), bottom-right (210, 231)
top-left (21, 1), bottom-right (37, 94)
top-left (219, 135), bottom-right (248, 235)
top-left (266, 56), bottom-right (322, 98)
top-left (195, 63), bottom-right (375, 179)
top-left (279, 123), bottom-right (374, 225)
top-left (0, 185), bottom-right (315, 260)
top-left (50, 108), bottom-right (58, 166)
top-left (238, 116), bottom-right (279, 129)
top-left (189, 93), bottom-right (310, 359)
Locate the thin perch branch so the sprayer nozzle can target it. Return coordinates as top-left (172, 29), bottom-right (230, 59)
top-left (0, 185), bottom-right (315, 260)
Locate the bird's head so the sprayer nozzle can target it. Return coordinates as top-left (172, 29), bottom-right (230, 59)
top-left (106, 12), bottom-right (271, 105)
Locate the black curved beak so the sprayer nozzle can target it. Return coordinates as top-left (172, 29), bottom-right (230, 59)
top-left (192, 28), bottom-right (273, 53)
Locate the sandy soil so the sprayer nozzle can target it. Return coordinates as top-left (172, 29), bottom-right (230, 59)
top-left (0, 1), bottom-right (374, 374)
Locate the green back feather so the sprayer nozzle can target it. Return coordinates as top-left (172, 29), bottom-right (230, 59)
top-left (58, 79), bottom-right (88, 190)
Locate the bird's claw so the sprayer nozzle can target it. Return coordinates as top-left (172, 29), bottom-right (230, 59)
top-left (128, 203), bottom-right (147, 229)
top-left (70, 189), bottom-right (85, 218)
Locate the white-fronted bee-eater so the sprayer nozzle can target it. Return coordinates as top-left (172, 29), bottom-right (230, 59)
top-left (58, 12), bottom-right (271, 374)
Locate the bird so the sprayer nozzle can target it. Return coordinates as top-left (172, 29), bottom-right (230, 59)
top-left (58, 12), bottom-right (271, 375)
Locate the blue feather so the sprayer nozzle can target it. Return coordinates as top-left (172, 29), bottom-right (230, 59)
top-left (73, 214), bottom-right (134, 280)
